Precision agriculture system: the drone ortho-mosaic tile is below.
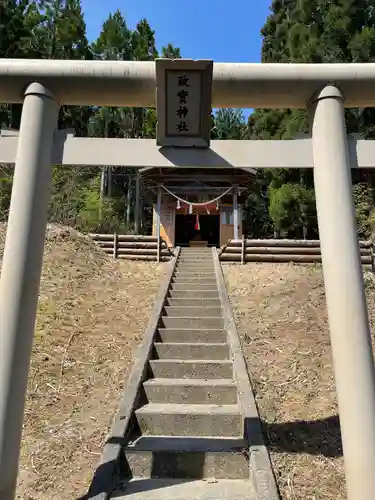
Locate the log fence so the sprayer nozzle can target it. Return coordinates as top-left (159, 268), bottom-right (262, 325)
top-left (89, 234), bottom-right (174, 263)
top-left (219, 236), bottom-right (375, 270)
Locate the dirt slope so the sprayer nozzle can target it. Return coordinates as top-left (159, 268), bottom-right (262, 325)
top-left (0, 224), bottom-right (164, 500)
top-left (224, 262), bottom-right (375, 500)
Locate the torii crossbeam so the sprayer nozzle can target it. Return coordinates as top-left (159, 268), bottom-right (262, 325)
top-left (0, 60), bottom-right (375, 500)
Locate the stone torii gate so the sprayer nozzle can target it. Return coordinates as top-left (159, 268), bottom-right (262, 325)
top-left (1, 59), bottom-right (375, 500)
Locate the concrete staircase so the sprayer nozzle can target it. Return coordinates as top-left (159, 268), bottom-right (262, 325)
top-left (114, 248), bottom-right (258, 499)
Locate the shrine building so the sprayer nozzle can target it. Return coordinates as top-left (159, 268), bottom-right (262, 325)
top-left (140, 166), bottom-right (256, 248)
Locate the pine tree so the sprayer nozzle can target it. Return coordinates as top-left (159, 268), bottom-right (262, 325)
top-left (132, 19), bottom-right (158, 61)
top-left (91, 9), bottom-right (131, 61)
top-left (161, 43), bottom-right (181, 58)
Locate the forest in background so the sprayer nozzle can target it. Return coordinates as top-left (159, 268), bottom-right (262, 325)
top-left (1, 0), bottom-right (375, 239)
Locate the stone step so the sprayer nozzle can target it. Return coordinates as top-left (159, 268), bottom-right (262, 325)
top-left (171, 283), bottom-right (219, 291)
top-left (163, 306), bottom-right (223, 318)
top-left (156, 328), bottom-right (227, 344)
top-left (166, 297), bottom-right (221, 307)
top-left (176, 268), bottom-right (215, 274)
top-left (172, 280), bottom-right (218, 288)
top-left (178, 255), bottom-right (212, 263)
top-left (177, 259), bottom-right (214, 264)
top-left (172, 276), bottom-right (217, 284)
top-left (178, 257), bottom-right (213, 261)
top-left (123, 436), bottom-right (248, 480)
top-left (177, 264), bottom-right (214, 268)
top-left (175, 271), bottom-right (216, 278)
top-left (113, 479), bottom-right (255, 500)
top-left (135, 403), bottom-right (242, 437)
top-left (177, 261), bottom-right (214, 266)
top-left (179, 253), bottom-right (213, 257)
top-left (143, 378), bottom-right (237, 404)
top-left (149, 359), bottom-right (233, 379)
top-left (169, 290), bottom-right (219, 299)
top-left (180, 249), bottom-right (212, 252)
top-left (179, 251), bottom-right (213, 255)
top-left (160, 316), bottom-right (224, 330)
top-left (153, 342), bottom-right (229, 360)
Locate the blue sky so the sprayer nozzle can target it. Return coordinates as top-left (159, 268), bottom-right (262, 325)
top-left (81, 1), bottom-right (272, 116)
top-left (82, 0), bottom-right (271, 62)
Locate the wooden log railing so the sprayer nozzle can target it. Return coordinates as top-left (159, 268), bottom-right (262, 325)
top-left (219, 237), bottom-right (375, 269)
top-left (88, 234), bottom-right (174, 263)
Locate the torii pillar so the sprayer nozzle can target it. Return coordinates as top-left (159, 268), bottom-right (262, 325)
top-left (0, 83), bottom-right (60, 500)
top-left (310, 85), bottom-right (375, 500)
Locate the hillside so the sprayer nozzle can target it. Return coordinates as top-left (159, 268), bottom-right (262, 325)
top-left (0, 224), bottom-right (164, 500)
top-left (224, 262), bottom-right (375, 500)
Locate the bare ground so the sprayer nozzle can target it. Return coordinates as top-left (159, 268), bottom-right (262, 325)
top-left (223, 262), bottom-right (375, 500)
top-left (0, 224), bottom-right (165, 500)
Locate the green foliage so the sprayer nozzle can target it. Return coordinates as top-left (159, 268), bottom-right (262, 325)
top-left (212, 109), bottom-right (247, 139)
top-left (75, 179), bottom-right (122, 233)
top-left (131, 19), bottom-right (158, 61)
top-left (4, 1), bottom-right (375, 241)
top-left (269, 183), bottom-right (316, 237)
top-left (0, 166), bottom-right (13, 221)
top-left (91, 10), bottom-right (131, 61)
top-left (48, 167), bottom-right (125, 232)
top-left (352, 182), bottom-right (375, 238)
top-left (0, 2), bottom-right (181, 233)
top-left (162, 43), bottom-right (181, 58)
top-left (247, 0), bottom-right (375, 238)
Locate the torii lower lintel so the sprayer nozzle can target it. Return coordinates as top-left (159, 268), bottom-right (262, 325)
top-left (1, 131), bottom-right (375, 170)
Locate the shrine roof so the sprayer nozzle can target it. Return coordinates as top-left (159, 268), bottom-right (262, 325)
top-left (139, 166), bottom-right (255, 195)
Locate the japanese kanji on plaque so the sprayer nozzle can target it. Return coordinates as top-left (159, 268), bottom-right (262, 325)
top-left (155, 59), bottom-right (213, 147)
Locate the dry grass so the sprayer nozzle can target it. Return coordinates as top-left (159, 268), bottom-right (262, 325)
top-left (223, 262), bottom-right (375, 500)
top-left (0, 223), bottom-right (165, 500)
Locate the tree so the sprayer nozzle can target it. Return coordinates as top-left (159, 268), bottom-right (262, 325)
top-left (35, 0), bottom-right (89, 59)
top-left (0, 4), bottom-right (182, 233)
top-left (37, 0), bottom-right (92, 133)
top-left (0, 0), bottom-right (44, 127)
top-left (249, 0), bottom-right (375, 238)
top-left (212, 109), bottom-right (247, 140)
top-left (88, 12), bottom-right (181, 229)
top-left (0, 0), bottom-right (36, 58)
top-left (91, 9), bottom-right (131, 61)
top-left (131, 19), bottom-right (158, 61)
top-left (162, 43), bottom-right (181, 58)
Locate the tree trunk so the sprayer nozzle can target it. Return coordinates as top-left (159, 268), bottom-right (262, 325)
top-left (99, 167), bottom-right (106, 221)
top-left (134, 173), bottom-right (141, 234)
top-left (126, 176), bottom-right (132, 229)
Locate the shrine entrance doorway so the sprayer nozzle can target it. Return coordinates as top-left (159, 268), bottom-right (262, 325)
top-left (175, 213), bottom-right (220, 247)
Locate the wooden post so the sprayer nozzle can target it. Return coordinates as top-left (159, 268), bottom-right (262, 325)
top-left (233, 186), bottom-right (239, 241)
top-left (241, 234), bottom-right (245, 265)
top-left (99, 167), bottom-right (105, 221)
top-left (157, 236), bottom-right (161, 263)
top-left (113, 232), bottom-right (118, 259)
top-left (156, 186), bottom-right (162, 263)
top-left (126, 175), bottom-right (132, 229)
top-left (134, 173), bottom-right (141, 235)
top-left (107, 166), bottom-right (112, 199)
